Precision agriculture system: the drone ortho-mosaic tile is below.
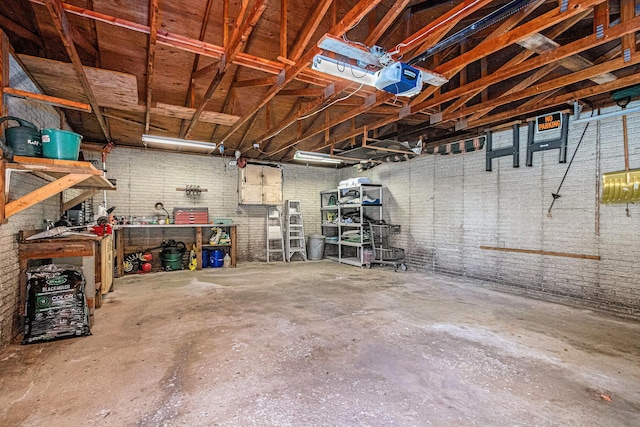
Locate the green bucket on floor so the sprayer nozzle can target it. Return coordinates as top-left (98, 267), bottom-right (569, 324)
top-left (160, 252), bottom-right (183, 271)
top-left (41, 128), bottom-right (82, 160)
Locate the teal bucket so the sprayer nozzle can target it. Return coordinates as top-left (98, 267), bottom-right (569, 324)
top-left (41, 128), bottom-right (82, 160)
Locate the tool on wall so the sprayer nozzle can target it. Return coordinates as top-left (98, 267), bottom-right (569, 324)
top-left (546, 118), bottom-right (590, 217)
top-left (176, 185), bottom-right (208, 197)
top-left (600, 89), bottom-right (640, 207)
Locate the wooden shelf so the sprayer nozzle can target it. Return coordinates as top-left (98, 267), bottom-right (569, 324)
top-left (1, 155), bottom-right (116, 220)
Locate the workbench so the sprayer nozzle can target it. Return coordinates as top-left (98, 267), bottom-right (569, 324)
top-left (18, 231), bottom-right (113, 326)
top-left (113, 223), bottom-right (237, 277)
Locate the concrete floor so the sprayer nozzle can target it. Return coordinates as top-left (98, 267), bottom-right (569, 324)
top-left (1, 261), bottom-right (639, 426)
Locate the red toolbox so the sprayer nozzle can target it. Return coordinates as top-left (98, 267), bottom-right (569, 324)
top-left (173, 207), bottom-right (209, 224)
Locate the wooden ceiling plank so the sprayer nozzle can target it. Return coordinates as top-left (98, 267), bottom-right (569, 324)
top-left (364, 0), bottom-right (410, 46)
top-left (42, 0), bottom-right (110, 140)
top-left (288, 0), bottom-right (333, 61)
top-left (4, 87), bottom-right (92, 112)
top-left (0, 13), bottom-right (43, 47)
top-left (182, 0), bottom-right (268, 139)
top-left (220, 0), bottom-right (384, 142)
top-left (144, 0), bottom-right (159, 134)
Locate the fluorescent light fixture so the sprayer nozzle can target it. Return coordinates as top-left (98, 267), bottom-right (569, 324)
top-left (142, 134), bottom-right (217, 150)
top-left (311, 54), bottom-right (377, 87)
top-left (294, 150), bottom-right (343, 164)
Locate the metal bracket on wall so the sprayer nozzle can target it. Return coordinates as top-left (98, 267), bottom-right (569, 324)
top-left (485, 124), bottom-right (520, 171)
top-left (526, 113), bottom-right (569, 167)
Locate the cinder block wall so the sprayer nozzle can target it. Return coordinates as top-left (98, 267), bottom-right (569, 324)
top-left (0, 55), bottom-right (61, 348)
top-left (87, 147), bottom-right (339, 262)
top-left (342, 106), bottom-right (640, 315)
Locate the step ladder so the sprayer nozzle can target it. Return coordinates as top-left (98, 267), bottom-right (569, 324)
top-left (266, 206), bottom-right (285, 262)
top-left (285, 200), bottom-right (307, 262)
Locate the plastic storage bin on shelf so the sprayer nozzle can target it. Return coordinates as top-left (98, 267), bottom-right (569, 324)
top-left (41, 128), bottom-right (82, 160)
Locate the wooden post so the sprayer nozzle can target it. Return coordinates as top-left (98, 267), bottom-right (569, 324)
top-left (0, 31), bottom-right (9, 223)
top-left (195, 226), bottom-right (203, 270)
top-left (116, 227), bottom-right (124, 277)
top-left (230, 225), bottom-right (237, 267)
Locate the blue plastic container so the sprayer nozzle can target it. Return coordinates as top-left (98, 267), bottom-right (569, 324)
top-left (210, 249), bottom-right (224, 268)
top-left (202, 249), bottom-right (209, 268)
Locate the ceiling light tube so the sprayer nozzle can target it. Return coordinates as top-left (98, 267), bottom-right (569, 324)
top-left (294, 150), bottom-right (343, 164)
top-left (142, 134), bottom-right (217, 150)
top-left (311, 54), bottom-right (378, 87)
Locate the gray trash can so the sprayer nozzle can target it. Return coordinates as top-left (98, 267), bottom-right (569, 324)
top-left (307, 235), bottom-right (326, 260)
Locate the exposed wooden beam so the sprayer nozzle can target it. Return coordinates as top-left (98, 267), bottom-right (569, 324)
top-left (4, 87), bottom-right (92, 112)
top-left (445, 53), bottom-right (640, 123)
top-left (68, 24), bottom-right (98, 58)
top-left (42, 0), bottom-right (110, 140)
top-left (267, 1), bottom-right (487, 155)
top-left (364, 0), bottom-right (410, 46)
top-left (102, 111), bottom-right (169, 132)
top-left (233, 76), bottom-right (279, 88)
top-left (62, 189), bottom-right (99, 212)
top-left (6, 173), bottom-right (92, 218)
top-left (280, 0), bottom-right (288, 58)
top-left (0, 30), bottom-right (9, 119)
top-left (182, 0), bottom-right (268, 139)
top-left (223, 0), bottom-right (230, 47)
top-left (0, 13), bottom-right (43, 47)
top-left (441, 8), bottom-right (589, 116)
top-left (399, 0), bottom-right (495, 60)
top-left (467, 73), bottom-right (640, 129)
top-left (620, 0), bottom-right (636, 55)
top-left (276, 88), bottom-right (325, 97)
top-left (413, 11), bottom-right (640, 117)
top-left (288, 0), bottom-right (333, 61)
top-left (0, 30), bottom-right (8, 223)
top-left (144, 0), bottom-right (160, 134)
top-left (29, 1), bottom-right (337, 87)
top-left (220, 0), bottom-right (384, 142)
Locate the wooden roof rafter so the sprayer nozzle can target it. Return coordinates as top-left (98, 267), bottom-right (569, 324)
top-left (181, 0), bottom-right (268, 140)
top-left (144, 0), bottom-right (159, 135)
top-left (42, 0), bottom-right (110, 140)
top-left (218, 0), bottom-right (385, 143)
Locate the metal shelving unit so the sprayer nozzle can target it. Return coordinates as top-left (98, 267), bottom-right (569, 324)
top-left (320, 189), bottom-right (339, 261)
top-left (338, 184), bottom-right (384, 267)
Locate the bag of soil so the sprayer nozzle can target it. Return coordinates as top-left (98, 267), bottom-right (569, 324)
top-left (22, 264), bottom-right (91, 344)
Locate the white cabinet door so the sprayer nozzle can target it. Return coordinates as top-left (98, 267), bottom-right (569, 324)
top-left (262, 166), bottom-right (283, 205)
top-left (239, 164), bottom-right (283, 205)
top-left (239, 165), bottom-right (264, 204)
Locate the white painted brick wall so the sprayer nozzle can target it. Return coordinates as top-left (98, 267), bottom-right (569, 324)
top-left (341, 105), bottom-right (640, 316)
top-left (1, 55), bottom-right (61, 348)
top-left (90, 148), bottom-right (339, 262)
